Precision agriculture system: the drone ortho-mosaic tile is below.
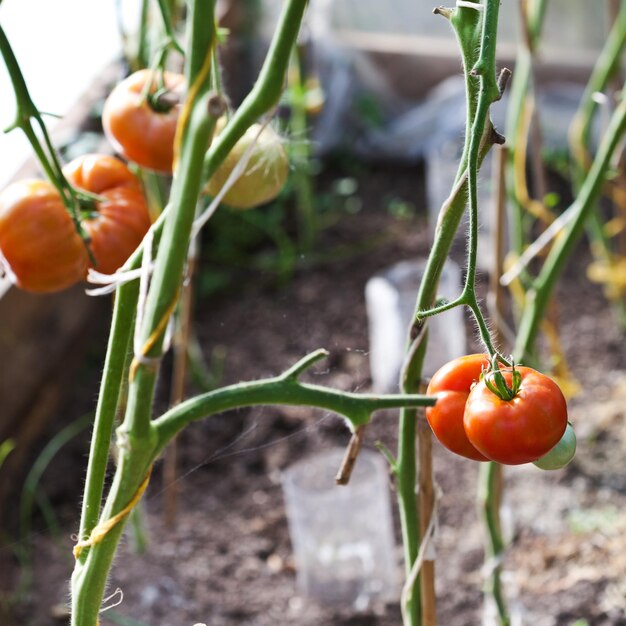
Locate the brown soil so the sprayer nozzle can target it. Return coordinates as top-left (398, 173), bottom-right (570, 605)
top-left (3, 163), bottom-right (626, 626)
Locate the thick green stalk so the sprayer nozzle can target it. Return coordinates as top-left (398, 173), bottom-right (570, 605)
top-left (514, 93), bottom-right (626, 361)
top-left (71, 3), bottom-right (219, 623)
top-left (77, 282), bottom-right (138, 545)
top-left (70, 3), bottom-right (309, 623)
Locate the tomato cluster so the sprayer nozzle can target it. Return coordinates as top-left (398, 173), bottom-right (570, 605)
top-left (0, 155), bottom-right (150, 293)
top-left (0, 69), bottom-right (290, 295)
top-left (426, 354), bottom-right (571, 467)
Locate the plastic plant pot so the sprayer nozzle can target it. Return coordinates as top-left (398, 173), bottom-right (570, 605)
top-left (281, 447), bottom-right (398, 610)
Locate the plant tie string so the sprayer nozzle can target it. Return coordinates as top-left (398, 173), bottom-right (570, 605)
top-left (129, 227), bottom-right (177, 380)
top-left (192, 116), bottom-right (273, 239)
top-left (73, 468), bottom-right (152, 560)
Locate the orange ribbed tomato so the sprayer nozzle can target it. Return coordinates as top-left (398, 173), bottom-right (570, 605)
top-left (426, 354), bottom-right (491, 461)
top-left (63, 154), bottom-right (151, 275)
top-left (102, 69), bottom-right (184, 173)
top-left (0, 180), bottom-right (88, 293)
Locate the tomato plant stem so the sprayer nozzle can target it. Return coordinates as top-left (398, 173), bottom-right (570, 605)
top-left (77, 281), bottom-right (139, 546)
top-left (478, 461), bottom-right (509, 625)
top-left (396, 4), bottom-right (504, 624)
top-left (568, 1), bottom-right (626, 326)
top-left (70, 2), bottom-right (430, 624)
top-left (514, 91), bottom-right (626, 362)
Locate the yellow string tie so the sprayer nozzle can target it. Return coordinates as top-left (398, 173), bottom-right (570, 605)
top-left (129, 293), bottom-right (180, 382)
top-left (172, 26), bottom-right (217, 172)
top-left (73, 468), bottom-right (152, 560)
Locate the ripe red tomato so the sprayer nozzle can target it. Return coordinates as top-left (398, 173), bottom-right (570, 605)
top-left (205, 122), bottom-right (288, 209)
top-left (426, 354), bottom-right (490, 461)
top-left (102, 69), bottom-right (184, 173)
top-left (464, 366), bottom-right (567, 465)
top-left (0, 180), bottom-right (88, 293)
top-left (63, 154), bottom-right (151, 275)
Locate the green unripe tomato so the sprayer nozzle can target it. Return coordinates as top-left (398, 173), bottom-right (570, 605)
top-left (206, 123), bottom-right (289, 210)
top-left (532, 422), bottom-right (576, 470)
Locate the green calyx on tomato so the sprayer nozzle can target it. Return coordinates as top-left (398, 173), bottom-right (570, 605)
top-left (532, 422), bottom-right (576, 470)
top-left (481, 355), bottom-right (521, 401)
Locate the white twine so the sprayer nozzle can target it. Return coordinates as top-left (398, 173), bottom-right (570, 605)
top-left (133, 227), bottom-right (161, 366)
top-left (191, 118), bottom-right (272, 240)
top-left (456, 0), bottom-right (485, 10)
top-left (85, 266), bottom-right (154, 296)
top-left (85, 219), bottom-right (162, 296)
top-left (499, 204), bottom-right (577, 286)
top-left (99, 587), bottom-right (124, 613)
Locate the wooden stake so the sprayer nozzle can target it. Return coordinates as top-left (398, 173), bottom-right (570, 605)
top-left (335, 425), bottom-right (365, 485)
top-left (163, 254), bottom-right (197, 528)
top-left (418, 408), bottom-right (436, 626)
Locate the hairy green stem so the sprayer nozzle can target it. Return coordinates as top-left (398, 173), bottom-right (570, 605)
top-left (71, 3), bottom-right (219, 623)
top-left (152, 349), bottom-right (436, 453)
top-left (478, 462), bottom-right (508, 625)
top-left (70, 3), bottom-right (311, 624)
top-left (396, 5), bottom-right (502, 624)
top-left (77, 282), bottom-right (139, 545)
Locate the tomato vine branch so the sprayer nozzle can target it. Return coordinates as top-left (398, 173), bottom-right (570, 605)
top-left (152, 349), bottom-right (436, 452)
top-left (0, 24), bottom-right (96, 262)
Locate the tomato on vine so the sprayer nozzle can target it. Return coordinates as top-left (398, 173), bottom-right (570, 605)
top-left (0, 180), bottom-right (89, 293)
top-left (426, 354), bottom-right (491, 461)
top-left (464, 366), bottom-right (568, 465)
top-left (205, 122), bottom-right (289, 209)
top-left (102, 69), bottom-right (184, 173)
top-left (64, 154), bottom-right (152, 275)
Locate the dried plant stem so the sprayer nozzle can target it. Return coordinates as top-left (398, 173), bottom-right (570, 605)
top-left (418, 410), bottom-right (436, 626)
top-left (163, 253), bottom-right (197, 528)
